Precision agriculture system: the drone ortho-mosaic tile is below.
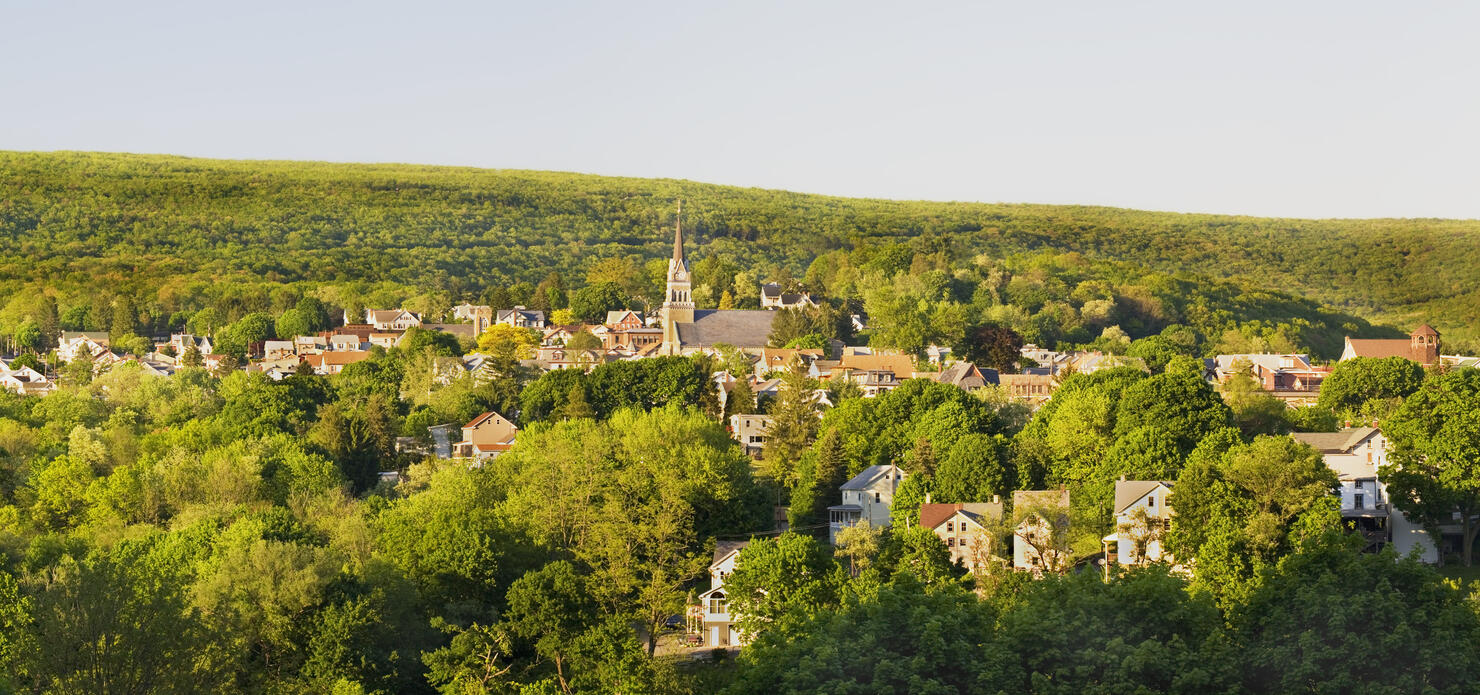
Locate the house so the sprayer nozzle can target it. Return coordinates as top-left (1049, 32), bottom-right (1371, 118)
top-left (759, 283), bottom-right (817, 310)
top-left (58, 331), bottom-right (111, 363)
top-left (828, 464), bottom-right (907, 544)
top-left (495, 306), bottom-right (546, 329)
top-left (452, 303), bottom-right (491, 321)
top-left (303, 350), bottom-right (371, 375)
top-left (605, 310), bottom-right (645, 330)
top-left (1020, 344), bottom-right (1070, 372)
top-left (0, 365), bottom-right (54, 396)
top-left (250, 357), bottom-right (302, 381)
top-left (294, 335), bottom-right (327, 354)
top-left (935, 362), bottom-right (994, 391)
top-left (358, 309), bottom-right (422, 331)
top-left (1206, 354), bottom-right (1331, 404)
top-left (329, 334), bottom-right (365, 352)
top-left (168, 333), bottom-right (212, 358)
top-left (1012, 489), bottom-right (1071, 574)
top-left (1102, 479), bottom-right (1175, 571)
top-left (263, 340), bottom-right (295, 360)
top-left (729, 414), bottom-right (773, 458)
top-left (924, 344), bottom-right (952, 365)
top-left (453, 411), bottom-right (518, 461)
top-left (695, 540), bottom-right (750, 648)
top-left (920, 500), bottom-right (1003, 572)
top-left (368, 333), bottom-right (401, 350)
top-left (1340, 325), bottom-right (1440, 366)
top-left (828, 353), bottom-right (915, 397)
top-left (1068, 351), bottom-right (1149, 375)
top-left (659, 206), bottom-right (778, 354)
top-left (533, 345), bottom-right (608, 371)
top-left (1291, 428), bottom-right (1437, 561)
top-left (998, 372), bottom-right (1056, 406)
top-left (753, 348), bottom-right (824, 378)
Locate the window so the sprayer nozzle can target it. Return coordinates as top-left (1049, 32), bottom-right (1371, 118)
top-left (1354, 493), bottom-right (1365, 510)
top-left (708, 598), bottom-right (726, 614)
top-left (959, 537), bottom-right (969, 547)
top-left (875, 492), bottom-right (881, 503)
top-left (1354, 480), bottom-right (1364, 490)
top-left (947, 538), bottom-right (955, 547)
top-left (945, 522), bottom-right (953, 532)
top-left (1148, 495), bottom-right (1155, 508)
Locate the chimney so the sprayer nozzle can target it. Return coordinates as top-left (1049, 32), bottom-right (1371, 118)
top-left (925, 492), bottom-right (932, 505)
top-left (1119, 474), bottom-right (1126, 482)
top-left (992, 495), bottom-right (1001, 504)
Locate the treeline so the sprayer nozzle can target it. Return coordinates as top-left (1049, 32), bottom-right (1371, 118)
top-left (0, 151), bottom-right (1475, 349)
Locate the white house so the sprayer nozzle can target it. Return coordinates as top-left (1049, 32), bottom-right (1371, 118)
top-left (362, 309), bottom-right (421, 331)
top-left (58, 331), bottom-right (111, 363)
top-left (759, 283), bottom-right (818, 310)
top-left (1103, 479), bottom-right (1175, 570)
top-left (495, 306), bottom-right (546, 329)
top-left (828, 464), bottom-right (906, 544)
top-left (694, 540), bottom-right (749, 648)
top-left (1291, 428), bottom-right (1437, 562)
top-left (0, 365), bottom-right (54, 396)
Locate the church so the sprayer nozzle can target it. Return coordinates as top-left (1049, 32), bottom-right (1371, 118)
top-left (659, 206), bottom-right (778, 355)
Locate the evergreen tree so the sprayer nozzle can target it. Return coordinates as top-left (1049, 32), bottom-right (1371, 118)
top-left (761, 358), bottom-right (820, 490)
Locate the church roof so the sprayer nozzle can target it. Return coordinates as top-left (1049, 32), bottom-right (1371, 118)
top-left (675, 310), bottom-right (776, 349)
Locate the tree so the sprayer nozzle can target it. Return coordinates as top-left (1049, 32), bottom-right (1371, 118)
top-left (955, 322), bottom-right (1024, 372)
top-left (275, 307), bottom-right (315, 340)
top-left (1382, 369), bottom-right (1480, 566)
top-left (724, 377), bottom-right (756, 420)
top-left (1220, 367), bottom-right (1292, 437)
top-left (568, 282), bottom-right (627, 324)
top-left (760, 358), bottom-right (819, 489)
top-left (565, 330), bottom-right (601, 351)
top-left (504, 561), bottom-right (599, 693)
top-left (1317, 356), bottom-right (1425, 419)
top-left (833, 520), bottom-right (883, 577)
top-left (723, 533), bottom-right (843, 639)
top-left (475, 324), bottom-right (539, 361)
top-left (560, 384), bottom-right (594, 420)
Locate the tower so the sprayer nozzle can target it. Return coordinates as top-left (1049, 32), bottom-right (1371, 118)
top-left (1409, 324), bottom-right (1440, 365)
top-left (660, 201), bottom-right (694, 354)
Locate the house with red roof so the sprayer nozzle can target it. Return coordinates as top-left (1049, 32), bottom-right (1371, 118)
top-left (453, 411), bottom-right (518, 461)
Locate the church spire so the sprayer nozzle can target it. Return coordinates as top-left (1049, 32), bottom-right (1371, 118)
top-left (672, 199), bottom-right (685, 265)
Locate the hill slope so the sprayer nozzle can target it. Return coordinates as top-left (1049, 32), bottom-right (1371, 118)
top-left (1, 150), bottom-right (1477, 343)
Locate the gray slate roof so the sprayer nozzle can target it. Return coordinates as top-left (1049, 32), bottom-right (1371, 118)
top-left (713, 539), bottom-right (750, 566)
top-left (1290, 427), bottom-right (1379, 454)
top-left (841, 464), bottom-right (906, 491)
top-left (675, 310), bottom-right (776, 349)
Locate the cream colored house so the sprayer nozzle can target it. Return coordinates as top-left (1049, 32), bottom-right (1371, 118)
top-left (695, 540), bottom-right (750, 648)
top-left (1013, 489), bottom-right (1071, 574)
top-left (920, 500), bottom-right (1003, 571)
top-left (453, 411), bottom-right (518, 461)
top-left (1103, 479), bottom-right (1174, 570)
top-left (1291, 428), bottom-right (1437, 562)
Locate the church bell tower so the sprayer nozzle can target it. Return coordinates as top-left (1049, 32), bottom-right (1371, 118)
top-left (660, 201), bottom-right (694, 353)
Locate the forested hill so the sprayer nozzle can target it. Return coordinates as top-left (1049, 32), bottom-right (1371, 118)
top-left (2, 150), bottom-right (1478, 341)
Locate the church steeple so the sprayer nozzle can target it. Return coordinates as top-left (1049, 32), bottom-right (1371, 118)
top-left (660, 200), bottom-right (694, 354)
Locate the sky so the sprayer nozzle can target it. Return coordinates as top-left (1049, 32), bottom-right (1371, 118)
top-left (3, 1), bottom-right (1479, 219)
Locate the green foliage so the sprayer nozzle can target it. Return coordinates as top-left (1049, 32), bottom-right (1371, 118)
top-left (1317, 356), bottom-right (1426, 420)
top-left (1381, 368), bottom-right (1480, 566)
top-left (723, 533), bottom-right (845, 640)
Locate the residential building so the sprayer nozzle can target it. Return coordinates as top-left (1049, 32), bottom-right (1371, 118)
top-left (659, 205), bottom-right (777, 354)
top-left (934, 362), bottom-right (994, 391)
top-left (303, 350), bottom-right (371, 375)
top-left (920, 499), bottom-right (1003, 572)
top-left (495, 306), bottom-right (546, 329)
top-left (1102, 479), bottom-right (1175, 570)
top-left (695, 540), bottom-right (750, 648)
top-left (0, 365), bottom-right (54, 396)
top-left (533, 345), bottom-right (608, 371)
top-left (420, 323), bottom-right (478, 343)
top-left (58, 331), bottom-right (110, 363)
top-left (368, 333), bottom-right (401, 350)
top-left (1340, 325), bottom-right (1440, 366)
top-left (263, 340), bottom-right (295, 360)
top-left (828, 353), bottom-right (915, 397)
top-left (828, 464), bottom-right (907, 544)
top-left (729, 414), bottom-right (773, 458)
top-left (453, 411), bottom-right (518, 461)
top-left (452, 303), bottom-right (490, 321)
top-left (998, 372), bottom-right (1056, 406)
top-left (360, 309), bottom-right (422, 331)
top-left (1206, 353), bottom-right (1331, 404)
top-left (1013, 489), bottom-right (1071, 574)
top-left (329, 334), bottom-right (365, 352)
top-left (604, 310), bottom-right (646, 330)
top-left (759, 282), bottom-right (817, 310)
top-left (1291, 428), bottom-right (1437, 561)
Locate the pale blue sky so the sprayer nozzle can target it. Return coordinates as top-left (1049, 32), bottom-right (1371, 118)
top-left (4, 1), bottom-right (1478, 219)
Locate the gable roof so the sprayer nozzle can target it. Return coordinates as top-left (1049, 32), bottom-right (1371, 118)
top-left (1290, 427), bottom-right (1380, 454)
top-left (1344, 338), bottom-right (1418, 361)
top-left (1114, 480), bottom-right (1173, 515)
top-left (713, 539), bottom-right (750, 567)
top-left (463, 411), bottom-right (514, 430)
top-left (841, 464), bottom-right (906, 491)
top-left (837, 353), bottom-right (914, 375)
top-left (919, 502), bottom-right (1003, 530)
top-left (61, 331), bottom-right (110, 344)
top-left (674, 310), bottom-right (777, 348)
top-left (936, 362), bottom-right (996, 387)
